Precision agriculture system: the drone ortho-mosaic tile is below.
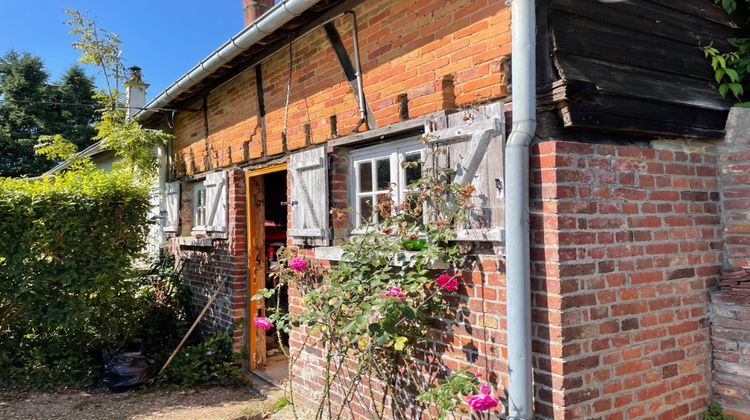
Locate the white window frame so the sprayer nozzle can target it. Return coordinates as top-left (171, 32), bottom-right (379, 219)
top-left (192, 181), bottom-right (207, 233)
top-left (348, 138), bottom-right (425, 231)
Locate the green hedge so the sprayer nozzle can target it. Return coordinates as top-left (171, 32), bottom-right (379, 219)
top-left (0, 169), bottom-right (153, 389)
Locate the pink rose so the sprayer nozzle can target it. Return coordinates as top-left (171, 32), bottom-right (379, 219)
top-left (383, 287), bottom-right (406, 301)
top-left (289, 258), bottom-right (308, 272)
top-left (253, 316), bottom-right (274, 331)
top-left (436, 274), bottom-right (459, 292)
top-left (467, 384), bottom-right (499, 412)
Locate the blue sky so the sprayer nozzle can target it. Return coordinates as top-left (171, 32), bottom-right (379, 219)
top-left (0, 1), bottom-right (244, 100)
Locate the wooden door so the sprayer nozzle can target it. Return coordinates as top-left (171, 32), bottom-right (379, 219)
top-left (246, 164), bottom-right (287, 370)
top-left (247, 173), bottom-right (266, 369)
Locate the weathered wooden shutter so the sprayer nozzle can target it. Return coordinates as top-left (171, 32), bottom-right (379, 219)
top-left (205, 170), bottom-right (228, 233)
top-left (165, 181), bottom-right (181, 233)
top-left (289, 146), bottom-right (330, 246)
top-left (424, 102), bottom-right (505, 242)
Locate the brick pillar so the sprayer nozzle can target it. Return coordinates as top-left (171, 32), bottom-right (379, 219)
top-left (720, 107), bottom-right (750, 269)
top-left (227, 168), bottom-right (248, 353)
top-left (530, 140), bottom-right (721, 419)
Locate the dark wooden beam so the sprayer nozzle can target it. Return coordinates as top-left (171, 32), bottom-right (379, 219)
top-left (323, 21), bottom-right (378, 128)
top-left (255, 65), bottom-right (268, 157)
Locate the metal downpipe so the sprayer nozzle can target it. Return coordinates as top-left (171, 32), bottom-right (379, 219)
top-left (505, 0), bottom-right (537, 419)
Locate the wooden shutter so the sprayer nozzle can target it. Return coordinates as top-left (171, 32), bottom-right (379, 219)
top-left (205, 170), bottom-right (228, 233)
top-left (165, 181), bottom-right (181, 233)
top-left (289, 146), bottom-right (330, 246)
top-left (425, 102), bottom-right (505, 242)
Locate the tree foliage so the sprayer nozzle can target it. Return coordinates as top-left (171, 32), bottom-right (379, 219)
top-left (0, 51), bottom-right (97, 177)
top-left (704, 0), bottom-right (750, 105)
top-left (63, 9), bottom-right (172, 176)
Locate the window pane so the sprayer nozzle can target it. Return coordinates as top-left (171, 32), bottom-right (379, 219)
top-left (358, 161), bottom-right (372, 193)
top-left (404, 153), bottom-right (422, 186)
top-left (376, 159), bottom-right (390, 190)
top-left (359, 196), bottom-right (373, 225)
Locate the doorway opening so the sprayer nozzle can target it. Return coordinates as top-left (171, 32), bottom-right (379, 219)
top-left (246, 165), bottom-right (289, 386)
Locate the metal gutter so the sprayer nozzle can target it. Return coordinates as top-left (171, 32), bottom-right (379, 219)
top-left (505, 0), bottom-right (537, 419)
top-left (44, 141), bottom-right (105, 175)
top-left (134, 0), bottom-right (324, 120)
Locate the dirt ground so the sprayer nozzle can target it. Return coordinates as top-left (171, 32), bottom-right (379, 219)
top-left (0, 384), bottom-right (286, 420)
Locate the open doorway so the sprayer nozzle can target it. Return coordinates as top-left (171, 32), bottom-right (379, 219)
top-left (246, 165), bottom-right (289, 386)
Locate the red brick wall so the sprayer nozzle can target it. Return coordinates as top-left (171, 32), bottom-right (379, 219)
top-left (286, 255), bottom-right (509, 418)
top-left (282, 138), bottom-right (725, 418)
top-left (530, 141), bottom-right (722, 419)
top-left (170, 0), bottom-right (510, 176)
top-left (167, 169), bottom-right (248, 352)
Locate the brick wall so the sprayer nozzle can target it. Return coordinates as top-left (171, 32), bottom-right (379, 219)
top-left (286, 255), bottom-right (509, 418)
top-left (170, 0), bottom-right (510, 176)
top-left (280, 137), bottom-right (726, 418)
top-left (168, 169), bottom-right (248, 352)
top-left (531, 140), bottom-right (722, 419)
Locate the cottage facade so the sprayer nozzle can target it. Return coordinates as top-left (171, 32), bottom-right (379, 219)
top-left (138, 0), bottom-right (750, 418)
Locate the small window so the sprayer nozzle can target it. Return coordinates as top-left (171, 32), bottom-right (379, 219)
top-left (349, 138), bottom-right (424, 229)
top-left (192, 182), bottom-right (207, 232)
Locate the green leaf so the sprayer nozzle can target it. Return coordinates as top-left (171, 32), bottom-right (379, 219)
top-left (730, 82), bottom-right (745, 98)
top-left (720, 83), bottom-right (730, 97)
top-left (393, 336), bottom-right (408, 351)
top-left (726, 68), bottom-right (740, 82)
top-left (716, 68), bottom-right (726, 83)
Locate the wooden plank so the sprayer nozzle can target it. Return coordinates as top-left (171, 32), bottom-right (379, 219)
top-left (551, 0), bottom-right (736, 49)
top-left (561, 94), bottom-right (728, 138)
top-left (647, 0), bottom-right (740, 28)
top-left (556, 54), bottom-right (732, 111)
top-left (246, 173), bottom-right (266, 369)
top-left (246, 163), bottom-right (287, 178)
top-left (551, 9), bottom-right (718, 82)
top-left (329, 110), bottom-right (449, 148)
top-left (536, 0), bottom-right (560, 89)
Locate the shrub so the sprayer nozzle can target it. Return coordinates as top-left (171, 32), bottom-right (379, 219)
top-left (157, 333), bottom-right (248, 388)
top-left (0, 168), bottom-right (153, 389)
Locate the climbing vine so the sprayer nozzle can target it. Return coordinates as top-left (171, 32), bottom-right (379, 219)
top-left (254, 153), bottom-right (502, 418)
top-left (703, 0), bottom-right (750, 105)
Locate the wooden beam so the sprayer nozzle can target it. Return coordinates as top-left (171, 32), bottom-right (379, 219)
top-left (328, 110), bottom-right (450, 148)
top-left (323, 21), bottom-right (378, 128)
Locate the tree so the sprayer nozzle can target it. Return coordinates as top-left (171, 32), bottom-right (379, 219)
top-left (0, 50), bottom-right (98, 177)
top-left (47, 66), bottom-right (98, 151)
top-left (0, 50), bottom-right (52, 177)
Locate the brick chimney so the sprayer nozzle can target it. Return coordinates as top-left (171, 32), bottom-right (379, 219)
top-left (243, 0), bottom-right (275, 26)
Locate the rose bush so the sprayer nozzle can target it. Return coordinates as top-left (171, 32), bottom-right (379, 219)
top-left (254, 158), bottom-right (503, 419)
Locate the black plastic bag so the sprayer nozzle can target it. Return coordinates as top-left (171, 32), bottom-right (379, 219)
top-left (102, 352), bottom-right (159, 392)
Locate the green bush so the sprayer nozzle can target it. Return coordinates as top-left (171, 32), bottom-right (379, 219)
top-left (158, 333), bottom-right (248, 388)
top-left (0, 168), bottom-right (153, 389)
top-left (0, 170), bottom-right (247, 390)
